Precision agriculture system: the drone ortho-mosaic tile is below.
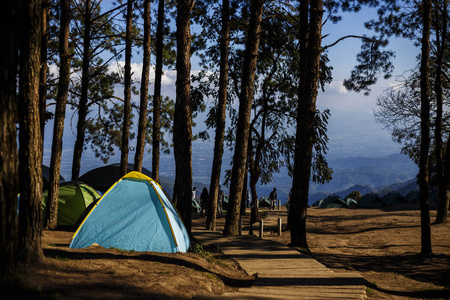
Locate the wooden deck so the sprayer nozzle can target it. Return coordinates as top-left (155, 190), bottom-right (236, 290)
top-left (192, 211), bottom-right (367, 299)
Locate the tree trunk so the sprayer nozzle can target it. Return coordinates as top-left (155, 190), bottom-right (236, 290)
top-left (223, 0), bottom-right (264, 236)
top-left (18, 0), bottom-right (44, 263)
top-left (248, 132), bottom-right (260, 224)
top-left (435, 0), bottom-right (448, 224)
top-left (44, 0), bottom-right (72, 230)
top-left (248, 90), bottom-right (267, 218)
top-left (207, 0), bottom-right (230, 231)
top-left (439, 133), bottom-right (450, 224)
top-left (120, 0), bottom-right (133, 177)
top-left (72, 0), bottom-right (92, 181)
top-left (174, 0), bottom-right (195, 234)
top-left (418, 0), bottom-right (432, 257)
top-left (240, 164), bottom-right (248, 217)
top-left (134, 0), bottom-right (151, 173)
top-left (289, 0), bottom-right (323, 249)
top-left (39, 0), bottom-right (50, 146)
top-left (152, 0), bottom-right (165, 183)
top-left (0, 0), bottom-right (20, 280)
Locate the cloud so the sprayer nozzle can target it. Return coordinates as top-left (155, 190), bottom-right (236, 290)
top-left (107, 61), bottom-right (177, 87)
top-left (323, 81), bottom-right (349, 95)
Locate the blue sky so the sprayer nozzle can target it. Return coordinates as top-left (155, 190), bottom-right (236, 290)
top-left (44, 2), bottom-right (421, 180)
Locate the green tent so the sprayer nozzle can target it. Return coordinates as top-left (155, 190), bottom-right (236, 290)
top-left (405, 190), bottom-right (419, 203)
top-left (359, 193), bottom-right (387, 208)
top-left (259, 196), bottom-right (271, 208)
top-left (345, 198), bottom-right (359, 207)
top-left (319, 195), bottom-right (346, 208)
top-left (79, 163), bottom-right (153, 194)
top-left (42, 181), bottom-right (101, 228)
top-left (382, 192), bottom-right (406, 206)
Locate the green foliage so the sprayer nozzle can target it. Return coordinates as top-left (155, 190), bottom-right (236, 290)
top-left (311, 109), bottom-right (333, 184)
top-left (366, 287), bottom-right (375, 296)
top-left (145, 95), bottom-right (175, 153)
top-left (192, 243), bottom-right (216, 263)
top-left (345, 191), bottom-right (362, 201)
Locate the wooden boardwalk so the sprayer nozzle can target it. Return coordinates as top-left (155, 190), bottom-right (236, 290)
top-left (192, 212), bottom-right (367, 299)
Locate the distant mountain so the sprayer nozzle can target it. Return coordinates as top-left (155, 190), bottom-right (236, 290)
top-left (309, 153), bottom-right (417, 194)
top-left (308, 179), bottom-right (419, 206)
top-left (306, 154), bottom-right (418, 205)
top-left (376, 179), bottom-right (418, 196)
top-left (328, 153), bottom-right (418, 173)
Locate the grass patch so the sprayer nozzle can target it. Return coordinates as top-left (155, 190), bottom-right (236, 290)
top-left (207, 274), bottom-right (217, 280)
top-left (193, 243), bottom-right (216, 263)
top-left (193, 243), bottom-right (231, 268)
top-left (259, 210), bottom-right (267, 220)
top-left (49, 255), bottom-right (69, 262)
top-left (366, 287), bottom-right (375, 296)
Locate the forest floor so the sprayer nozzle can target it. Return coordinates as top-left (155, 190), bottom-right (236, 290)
top-left (3, 204), bottom-right (450, 299)
top-left (261, 204), bottom-right (450, 299)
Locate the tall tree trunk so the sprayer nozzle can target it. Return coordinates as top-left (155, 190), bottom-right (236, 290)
top-left (72, 0), bottom-right (92, 181)
top-left (152, 0), bottom-right (165, 183)
top-left (120, 0), bottom-right (133, 177)
top-left (418, 0), bottom-right (432, 257)
top-left (134, 0), bottom-right (151, 173)
top-left (39, 0), bottom-right (50, 146)
top-left (248, 132), bottom-right (260, 225)
top-left (435, 0), bottom-right (449, 224)
top-left (0, 0), bottom-right (20, 280)
top-left (240, 164), bottom-right (248, 217)
top-left (223, 0), bottom-right (264, 236)
top-left (44, 0), bottom-right (72, 230)
top-left (248, 93), bottom-right (267, 217)
top-left (440, 130), bottom-right (450, 223)
top-left (206, 0), bottom-right (230, 231)
top-left (18, 0), bottom-right (44, 263)
top-left (289, 0), bottom-right (323, 249)
top-left (174, 0), bottom-right (195, 234)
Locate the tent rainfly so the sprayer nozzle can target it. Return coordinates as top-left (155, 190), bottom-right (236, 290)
top-left (359, 193), bottom-right (387, 208)
top-left (78, 163), bottom-right (152, 193)
top-left (259, 196), bottom-right (271, 208)
top-left (70, 171), bottom-right (190, 253)
top-left (382, 192), bottom-right (406, 206)
top-left (319, 195), bottom-right (346, 208)
top-left (42, 181), bottom-right (101, 228)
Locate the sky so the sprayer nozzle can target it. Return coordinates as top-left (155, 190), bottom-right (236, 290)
top-left (44, 2), bottom-right (421, 181)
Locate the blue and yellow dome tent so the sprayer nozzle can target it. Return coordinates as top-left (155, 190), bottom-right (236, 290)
top-left (70, 171), bottom-right (190, 253)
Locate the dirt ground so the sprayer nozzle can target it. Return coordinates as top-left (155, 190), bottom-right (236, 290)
top-left (262, 204), bottom-right (450, 299)
top-left (4, 227), bottom-right (252, 299)
top-left (4, 204), bottom-right (450, 299)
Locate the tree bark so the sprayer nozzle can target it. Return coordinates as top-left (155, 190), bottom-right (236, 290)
top-left (174, 0), bottom-right (195, 234)
top-left (289, 0), bottom-right (323, 249)
top-left (248, 90), bottom-right (267, 220)
top-left (45, 0), bottom-right (72, 230)
top-left (0, 0), bottom-right (20, 280)
top-left (248, 130), bottom-right (260, 225)
top-left (134, 0), bottom-right (151, 173)
top-left (18, 0), bottom-right (44, 263)
top-left (152, 0), bottom-right (165, 183)
top-left (206, 0), bottom-right (230, 231)
top-left (120, 0), bottom-right (133, 177)
top-left (39, 0), bottom-right (50, 147)
top-left (72, 0), bottom-right (92, 181)
top-left (223, 0), bottom-right (264, 236)
top-left (418, 0), bottom-right (432, 257)
top-left (435, 0), bottom-right (448, 224)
